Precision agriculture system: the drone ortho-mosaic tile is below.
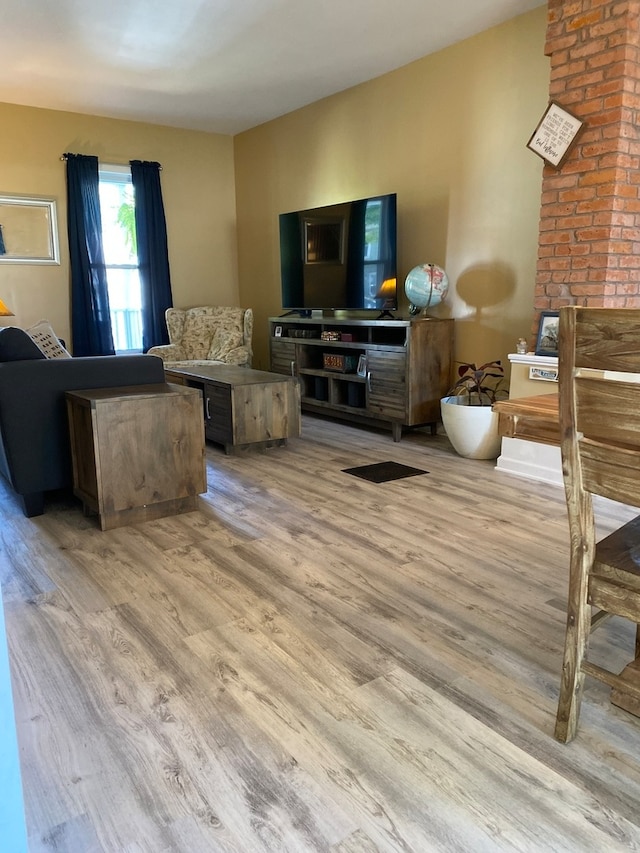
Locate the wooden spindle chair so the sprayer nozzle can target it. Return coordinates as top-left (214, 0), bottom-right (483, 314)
top-left (555, 305), bottom-right (640, 743)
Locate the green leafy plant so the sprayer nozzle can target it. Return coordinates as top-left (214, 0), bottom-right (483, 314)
top-left (117, 201), bottom-right (137, 257)
top-left (447, 361), bottom-right (508, 406)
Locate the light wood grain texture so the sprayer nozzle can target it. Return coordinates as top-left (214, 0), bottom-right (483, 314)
top-left (165, 365), bottom-right (300, 453)
top-left (3, 410), bottom-right (640, 851)
top-left (66, 384), bottom-right (206, 530)
top-left (494, 392), bottom-right (560, 446)
top-left (555, 306), bottom-right (640, 743)
top-left (269, 317), bottom-right (453, 440)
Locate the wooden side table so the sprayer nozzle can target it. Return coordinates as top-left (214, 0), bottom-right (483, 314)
top-left (66, 383), bottom-right (206, 530)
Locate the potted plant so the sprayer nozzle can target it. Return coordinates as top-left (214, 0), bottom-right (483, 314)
top-left (440, 361), bottom-right (508, 459)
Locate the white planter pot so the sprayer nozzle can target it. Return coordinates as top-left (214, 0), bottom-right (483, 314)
top-left (440, 395), bottom-right (501, 460)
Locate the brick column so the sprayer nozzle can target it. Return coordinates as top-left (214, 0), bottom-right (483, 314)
top-left (535, 0), bottom-right (640, 320)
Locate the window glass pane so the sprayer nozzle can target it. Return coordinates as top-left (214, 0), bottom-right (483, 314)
top-left (363, 263), bottom-right (384, 308)
top-left (99, 166), bottom-right (143, 353)
top-left (364, 199), bottom-right (382, 260)
top-left (106, 268), bottom-right (143, 352)
top-left (99, 178), bottom-right (137, 265)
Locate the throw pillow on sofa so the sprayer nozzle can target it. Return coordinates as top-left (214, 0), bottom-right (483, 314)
top-left (180, 313), bottom-right (221, 360)
top-left (207, 326), bottom-right (243, 361)
top-left (26, 320), bottom-right (71, 359)
top-left (0, 326), bottom-right (46, 362)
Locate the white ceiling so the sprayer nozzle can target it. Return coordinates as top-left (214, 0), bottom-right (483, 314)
top-left (1, 0), bottom-right (545, 135)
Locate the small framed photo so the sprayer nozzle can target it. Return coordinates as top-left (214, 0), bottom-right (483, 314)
top-left (527, 101), bottom-right (585, 169)
top-left (357, 354), bottom-right (367, 377)
top-left (535, 311), bottom-right (560, 357)
top-left (274, 325), bottom-right (283, 338)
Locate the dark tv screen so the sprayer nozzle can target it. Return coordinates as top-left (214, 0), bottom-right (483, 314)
top-left (279, 193), bottom-right (397, 312)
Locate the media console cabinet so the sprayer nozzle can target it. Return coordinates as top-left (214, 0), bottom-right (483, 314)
top-left (269, 316), bottom-right (454, 440)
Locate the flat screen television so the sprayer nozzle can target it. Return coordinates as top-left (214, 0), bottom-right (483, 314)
top-left (279, 192), bottom-right (397, 315)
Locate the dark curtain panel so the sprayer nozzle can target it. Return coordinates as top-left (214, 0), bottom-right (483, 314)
top-left (130, 160), bottom-right (173, 352)
top-left (279, 212), bottom-right (304, 308)
top-left (65, 153), bottom-right (115, 356)
top-left (345, 200), bottom-right (367, 308)
top-left (380, 194), bottom-right (397, 282)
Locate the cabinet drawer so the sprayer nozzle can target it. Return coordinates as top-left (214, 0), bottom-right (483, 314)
top-left (270, 341), bottom-right (296, 375)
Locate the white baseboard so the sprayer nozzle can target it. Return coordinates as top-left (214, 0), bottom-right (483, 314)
top-left (494, 437), bottom-right (563, 487)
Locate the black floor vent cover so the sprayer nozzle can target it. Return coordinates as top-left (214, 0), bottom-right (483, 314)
top-left (341, 461), bottom-right (428, 483)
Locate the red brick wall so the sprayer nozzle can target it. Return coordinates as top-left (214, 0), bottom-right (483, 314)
top-left (535, 0), bottom-right (640, 325)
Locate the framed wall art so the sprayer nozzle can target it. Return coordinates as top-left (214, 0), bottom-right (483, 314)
top-left (0, 195), bottom-right (60, 264)
top-left (535, 311), bottom-right (560, 357)
top-left (527, 102), bottom-right (585, 169)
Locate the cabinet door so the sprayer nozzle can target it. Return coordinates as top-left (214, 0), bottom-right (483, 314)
top-left (203, 382), bottom-right (233, 444)
top-left (366, 351), bottom-right (407, 420)
top-left (270, 340), bottom-right (297, 376)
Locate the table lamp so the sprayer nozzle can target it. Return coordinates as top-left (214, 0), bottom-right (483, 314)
top-left (376, 278), bottom-right (396, 306)
top-left (375, 278), bottom-right (397, 319)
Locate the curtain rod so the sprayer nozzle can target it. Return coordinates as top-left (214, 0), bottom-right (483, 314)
top-left (60, 154), bottom-right (162, 169)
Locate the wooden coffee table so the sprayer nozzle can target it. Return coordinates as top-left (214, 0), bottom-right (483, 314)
top-left (164, 364), bottom-right (301, 454)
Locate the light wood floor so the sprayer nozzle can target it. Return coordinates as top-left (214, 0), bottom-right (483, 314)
top-left (3, 414), bottom-right (640, 852)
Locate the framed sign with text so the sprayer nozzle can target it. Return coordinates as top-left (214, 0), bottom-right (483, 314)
top-left (527, 102), bottom-right (585, 168)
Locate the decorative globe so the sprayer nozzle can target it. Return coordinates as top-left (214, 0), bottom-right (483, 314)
top-left (404, 263), bottom-right (449, 315)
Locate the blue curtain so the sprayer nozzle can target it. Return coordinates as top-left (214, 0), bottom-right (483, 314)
top-left (130, 160), bottom-right (173, 352)
top-left (65, 153), bottom-right (115, 356)
top-left (345, 200), bottom-right (367, 309)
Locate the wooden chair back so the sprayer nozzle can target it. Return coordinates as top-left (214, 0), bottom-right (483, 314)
top-left (555, 305), bottom-right (640, 741)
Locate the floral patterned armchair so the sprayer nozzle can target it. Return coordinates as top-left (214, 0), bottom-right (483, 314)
top-left (148, 306), bottom-right (253, 368)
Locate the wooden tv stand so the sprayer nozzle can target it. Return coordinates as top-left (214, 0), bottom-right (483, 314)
top-left (268, 316), bottom-right (453, 440)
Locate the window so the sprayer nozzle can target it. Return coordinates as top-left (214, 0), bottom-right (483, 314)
top-left (363, 198), bottom-right (384, 307)
top-left (98, 165), bottom-right (142, 353)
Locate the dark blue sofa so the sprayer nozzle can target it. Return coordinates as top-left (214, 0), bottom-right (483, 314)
top-left (0, 328), bottom-right (165, 517)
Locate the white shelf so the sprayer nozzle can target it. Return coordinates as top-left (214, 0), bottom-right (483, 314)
top-left (508, 352), bottom-right (558, 368)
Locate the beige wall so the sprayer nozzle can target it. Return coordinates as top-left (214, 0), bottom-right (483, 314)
top-left (0, 6), bottom-right (548, 370)
top-left (0, 102), bottom-right (238, 347)
top-left (234, 6), bottom-right (548, 373)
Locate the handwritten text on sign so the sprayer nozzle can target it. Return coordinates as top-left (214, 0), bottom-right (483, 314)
top-left (527, 103), bottom-right (583, 168)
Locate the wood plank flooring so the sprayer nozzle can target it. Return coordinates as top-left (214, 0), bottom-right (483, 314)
top-left (3, 413), bottom-right (640, 852)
